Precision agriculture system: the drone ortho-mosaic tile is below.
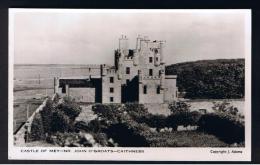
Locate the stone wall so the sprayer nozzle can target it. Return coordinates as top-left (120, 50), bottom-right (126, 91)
top-left (102, 71), bottom-right (121, 103)
top-left (68, 88), bottom-right (95, 103)
top-left (139, 78), bottom-right (164, 104)
top-left (120, 58), bottom-right (139, 84)
top-left (164, 75), bottom-right (178, 102)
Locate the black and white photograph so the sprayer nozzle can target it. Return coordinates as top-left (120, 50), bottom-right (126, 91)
top-left (8, 9), bottom-right (251, 161)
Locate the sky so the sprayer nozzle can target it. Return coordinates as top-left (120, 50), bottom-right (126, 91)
top-left (12, 10), bottom-right (250, 65)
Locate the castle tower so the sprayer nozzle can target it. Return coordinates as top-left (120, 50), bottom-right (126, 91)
top-left (119, 35), bottom-right (129, 55)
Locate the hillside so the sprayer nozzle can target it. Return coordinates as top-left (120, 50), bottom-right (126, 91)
top-left (166, 59), bottom-right (245, 99)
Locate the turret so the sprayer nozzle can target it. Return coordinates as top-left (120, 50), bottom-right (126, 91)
top-left (160, 69), bottom-right (165, 89)
top-left (136, 35), bottom-right (142, 50)
top-left (159, 41), bottom-right (165, 64)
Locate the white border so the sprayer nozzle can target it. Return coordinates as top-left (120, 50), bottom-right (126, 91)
top-left (8, 9), bottom-right (252, 161)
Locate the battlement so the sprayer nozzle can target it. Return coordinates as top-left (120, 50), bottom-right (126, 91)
top-left (165, 75), bottom-right (177, 79)
top-left (143, 76), bottom-right (161, 80)
top-left (106, 68), bottom-right (117, 74)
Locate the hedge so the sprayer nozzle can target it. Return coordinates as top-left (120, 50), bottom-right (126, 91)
top-left (198, 113), bottom-right (244, 144)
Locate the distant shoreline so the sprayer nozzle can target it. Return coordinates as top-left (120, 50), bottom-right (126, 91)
top-left (14, 58), bottom-right (245, 67)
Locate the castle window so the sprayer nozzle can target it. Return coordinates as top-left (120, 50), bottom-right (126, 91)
top-left (126, 67), bottom-right (130, 74)
top-left (143, 85), bottom-right (147, 94)
top-left (110, 97), bottom-right (114, 102)
top-left (110, 87), bottom-right (114, 93)
top-left (110, 77), bottom-right (114, 83)
top-left (156, 57), bottom-right (159, 61)
top-left (157, 85), bottom-right (160, 94)
top-left (149, 57), bottom-right (153, 63)
top-left (149, 69), bottom-right (153, 76)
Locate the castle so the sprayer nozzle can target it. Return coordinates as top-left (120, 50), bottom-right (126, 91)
top-left (54, 35), bottom-right (178, 104)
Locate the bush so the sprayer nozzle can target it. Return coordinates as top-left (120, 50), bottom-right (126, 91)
top-left (123, 103), bottom-right (149, 119)
top-left (168, 101), bottom-right (191, 114)
top-left (57, 96), bottom-right (82, 120)
top-left (137, 114), bottom-right (168, 128)
top-left (92, 103), bottom-right (153, 147)
top-left (92, 133), bottom-right (109, 146)
top-left (29, 113), bottom-right (45, 141)
top-left (92, 104), bottom-right (122, 123)
top-left (40, 99), bottom-right (55, 134)
top-left (166, 101), bottom-right (201, 129)
top-left (212, 101), bottom-right (242, 119)
top-left (75, 119), bottom-right (105, 133)
top-left (104, 121), bottom-right (151, 147)
top-left (32, 96), bottom-right (83, 135)
top-left (198, 113), bottom-right (244, 144)
top-left (50, 110), bottom-right (74, 133)
top-left (166, 111), bottom-right (202, 130)
top-left (29, 99), bottom-right (55, 141)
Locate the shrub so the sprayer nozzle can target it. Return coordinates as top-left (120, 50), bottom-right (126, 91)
top-left (29, 113), bottom-right (45, 141)
top-left (45, 96), bottom-right (82, 133)
top-left (137, 114), bottom-right (168, 128)
top-left (29, 99), bottom-right (55, 141)
top-left (198, 113), bottom-right (244, 144)
top-left (77, 119), bottom-right (104, 133)
top-left (92, 104), bottom-right (122, 123)
top-left (212, 101), bottom-right (243, 120)
top-left (40, 99), bottom-right (55, 134)
top-left (57, 96), bottom-right (82, 120)
top-left (104, 121), bottom-right (151, 147)
top-left (123, 103), bottom-right (149, 119)
top-left (92, 103), bottom-right (153, 147)
top-left (168, 101), bottom-right (191, 114)
top-left (92, 133), bottom-right (109, 146)
top-left (50, 111), bottom-right (73, 133)
top-left (166, 101), bottom-right (201, 129)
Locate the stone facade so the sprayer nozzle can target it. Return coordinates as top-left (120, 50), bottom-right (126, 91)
top-left (54, 35), bottom-right (178, 103)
